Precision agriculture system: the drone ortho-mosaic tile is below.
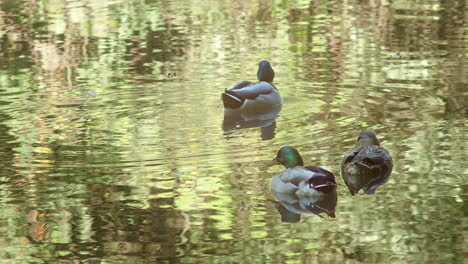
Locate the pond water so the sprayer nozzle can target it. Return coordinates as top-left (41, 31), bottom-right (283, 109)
top-left (0, 0), bottom-right (465, 263)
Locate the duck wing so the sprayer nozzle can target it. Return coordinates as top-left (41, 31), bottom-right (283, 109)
top-left (352, 146), bottom-right (391, 167)
top-left (270, 167), bottom-right (315, 193)
top-left (226, 81), bottom-right (252, 91)
top-left (221, 81), bottom-right (250, 108)
top-left (341, 147), bottom-right (361, 193)
top-left (341, 147), bottom-right (362, 166)
top-left (341, 146), bottom-right (390, 168)
top-left (357, 147), bottom-right (393, 194)
top-left (304, 166), bottom-right (336, 193)
top-left (225, 81), bottom-right (275, 100)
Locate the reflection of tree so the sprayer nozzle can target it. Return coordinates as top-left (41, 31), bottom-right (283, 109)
top-left (0, 113), bottom-right (17, 175)
top-left (282, 0), bottom-right (465, 138)
top-left (0, 0), bottom-right (464, 262)
top-left (0, 0), bottom-right (192, 260)
top-left (438, 0), bottom-right (466, 114)
top-left (273, 1), bottom-right (465, 262)
top-left (85, 188), bottom-right (189, 261)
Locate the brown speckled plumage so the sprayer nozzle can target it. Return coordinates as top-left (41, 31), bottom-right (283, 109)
top-left (341, 130), bottom-right (393, 195)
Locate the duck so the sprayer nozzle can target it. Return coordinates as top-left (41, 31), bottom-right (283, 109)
top-left (341, 130), bottom-right (393, 195)
top-left (222, 60), bottom-right (282, 115)
top-left (271, 146), bottom-right (337, 197)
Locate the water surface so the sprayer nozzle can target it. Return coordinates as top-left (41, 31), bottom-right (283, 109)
top-left (0, 0), bottom-right (465, 263)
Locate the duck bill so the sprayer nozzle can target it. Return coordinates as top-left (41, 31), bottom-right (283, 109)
top-left (271, 158), bottom-right (281, 166)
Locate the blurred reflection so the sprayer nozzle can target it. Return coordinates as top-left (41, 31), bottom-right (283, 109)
top-left (341, 131), bottom-right (393, 195)
top-left (27, 210), bottom-right (50, 243)
top-left (0, 113), bottom-right (16, 174)
top-left (222, 105), bottom-right (281, 140)
top-left (88, 190), bottom-right (190, 261)
top-left (271, 188), bottom-right (337, 222)
top-left (0, 0), bottom-right (465, 262)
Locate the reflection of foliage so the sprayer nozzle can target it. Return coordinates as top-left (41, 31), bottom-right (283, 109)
top-left (0, 0), bottom-right (465, 263)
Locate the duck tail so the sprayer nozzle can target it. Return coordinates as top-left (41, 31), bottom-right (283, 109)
top-left (222, 93), bottom-right (243, 108)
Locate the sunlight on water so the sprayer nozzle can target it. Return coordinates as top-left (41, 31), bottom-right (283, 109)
top-left (0, 0), bottom-right (465, 263)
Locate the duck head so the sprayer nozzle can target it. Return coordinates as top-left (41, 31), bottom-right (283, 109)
top-left (257, 60), bottom-right (275, 83)
top-left (274, 146), bottom-right (303, 168)
top-left (356, 130), bottom-right (380, 147)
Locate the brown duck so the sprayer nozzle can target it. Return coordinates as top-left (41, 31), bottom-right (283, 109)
top-left (341, 130), bottom-right (393, 195)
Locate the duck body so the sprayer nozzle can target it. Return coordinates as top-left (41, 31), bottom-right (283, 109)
top-left (222, 81), bottom-right (283, 113)
top-left (341, 130), bottom-right (393, 195)
top-left (271, 146), bottom-right (336, 198)
top-left (222, 60), bottom-right (283, 116)
top-left (271, 166), bottom-right (336, 196)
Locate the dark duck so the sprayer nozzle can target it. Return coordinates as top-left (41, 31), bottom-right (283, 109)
top-left (341, 130), bottom-right (393, 195)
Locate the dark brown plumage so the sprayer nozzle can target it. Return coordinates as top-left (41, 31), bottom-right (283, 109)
top-left (341, 130), bottom-right (393, 195)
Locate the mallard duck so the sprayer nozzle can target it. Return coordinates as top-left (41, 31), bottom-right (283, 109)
top-left (271, 146), bottom-right (336, 197)
top-left (222, 60), bottom-right (282, 114)
top-left (341, 130), bottom-right (393, 195)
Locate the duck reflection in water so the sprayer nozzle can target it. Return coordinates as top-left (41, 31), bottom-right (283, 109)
top-left (221, 60), bottom-right (282, 140)
top-left (270, 146), bottom-right (337, 221)
top-left (222, 109), bottom-right (280, 140)
top-left (341, 130), bottom-right (393, 195)
top-left (271, 188), bottom-right (337, 222)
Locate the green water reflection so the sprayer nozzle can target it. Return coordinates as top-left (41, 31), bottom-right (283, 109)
top-left (0, 0), bottom-right (465, 263)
